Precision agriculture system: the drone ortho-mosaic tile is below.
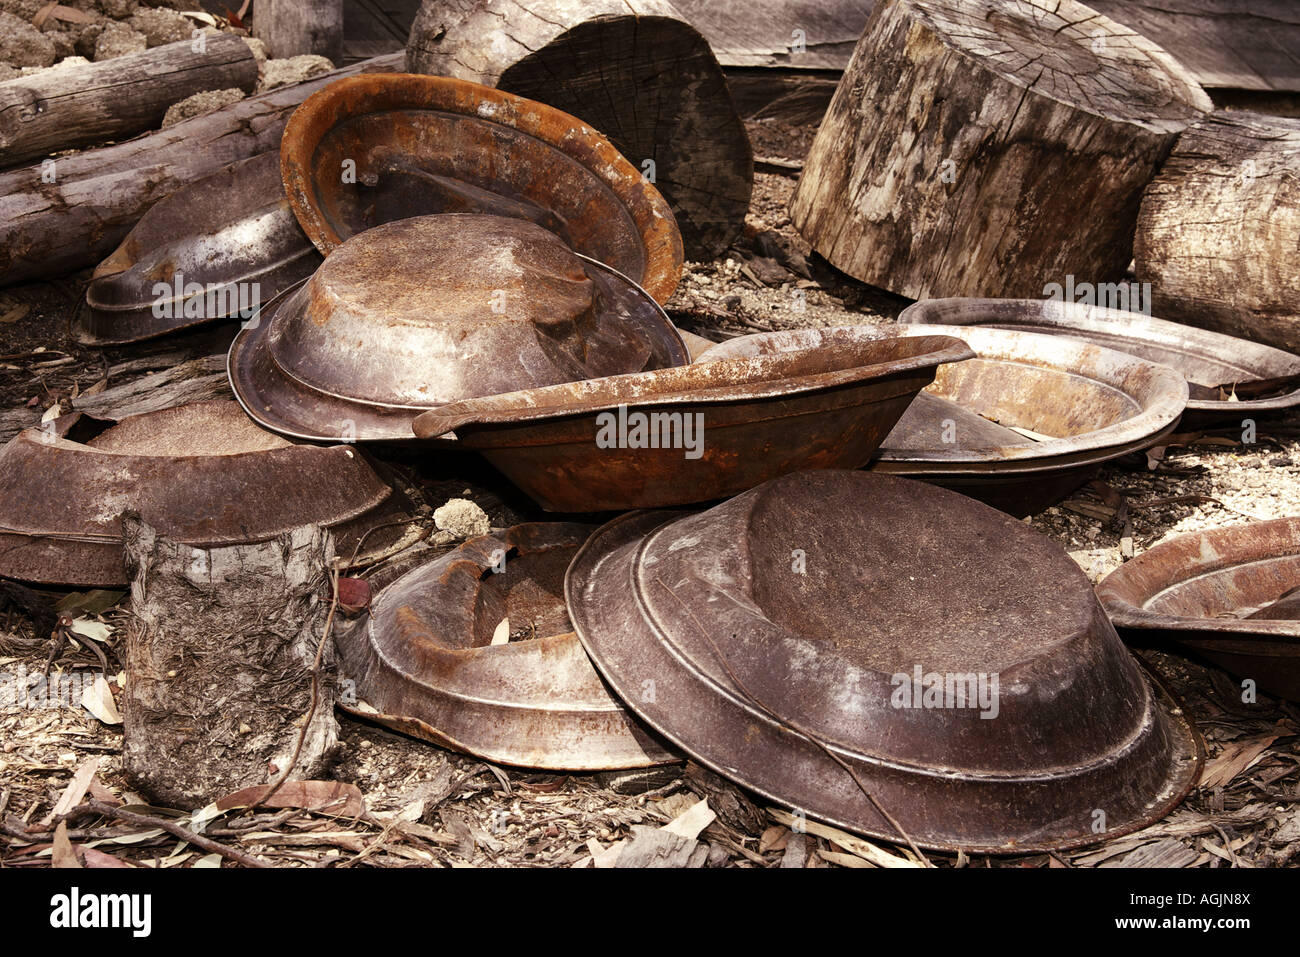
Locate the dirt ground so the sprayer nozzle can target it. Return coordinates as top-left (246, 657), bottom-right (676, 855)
top-left (1, 116), bottom-right (1298, 869)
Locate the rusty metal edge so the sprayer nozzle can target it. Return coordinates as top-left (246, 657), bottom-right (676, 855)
top-left (900, 297), bottom-right (1300, 416)
top-left (412, 335), bottom-right (974, 438)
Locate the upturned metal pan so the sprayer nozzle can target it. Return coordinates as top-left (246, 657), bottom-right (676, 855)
top-left (280, 73), bottom-right (684, 304)
top-left (565, 470), bottom-right (1201, 853)
top-left (76, 152), bottom-right (322, 346)
top-left (411, 335), bottom-right (974, 511)
top-left (901, 297), bottom-right (1300, 424)
top-left (1097, 518), bottom-right (1300, 701)
top-left (0, 401), bottom-right (422, 588)
top-left (698, 325), bottom-right (1188, 517)
top-left (228, 214), bottom-right (690, 443)
top-left (335, 523), bottom-right (678, 770)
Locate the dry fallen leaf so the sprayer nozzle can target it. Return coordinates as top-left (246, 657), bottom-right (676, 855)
top-left (81, 674), bottom-right (122, 725)
top-left (52, 821), bottom-right (82, 869)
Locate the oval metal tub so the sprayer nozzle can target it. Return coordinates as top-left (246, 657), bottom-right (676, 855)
top-left (280, 73), bottom-right (684, 303)
top-left (335, 523), bottom-right (678, 770)
top-left (0, 401), bottom-right (421, 587)
top-left (78, 152), bottom-right (321, 346)
top-left (565, 470), bottom-right (1202, 853)
top-left (411, 334), bottom-right (974, 511)
top-left (698, 324), bottom-right (1188, 517)
top-left (901, 296), bottom-right (1300, 424)
top-left (1097, 518), bottom-right (1300, 701)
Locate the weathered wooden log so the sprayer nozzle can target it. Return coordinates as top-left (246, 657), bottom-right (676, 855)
top-left (121, 516), bottom-right (340, 810)
top-left (789, 0), bottom-right (1212, 301)
top-left (1089, 1), bottom-right (1300, 94)
top-left (407, 0), bottom-right (753, 261)
top-left (667, 1), bottom-right (1300, 94)
top-left (0, 51), bottom-right (403, 288)
top-left (0, 34), bottom-right (258, 170)
top-left (1136, 111), bottom-right (1300, 353)
top-left (254, 0), bottom-right (343, 62)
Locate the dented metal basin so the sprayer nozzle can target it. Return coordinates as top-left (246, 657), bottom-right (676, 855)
top-left (228, 214), bottom-right (689, 442)
top-left (281, 72), bottom-right (684, 303)
top-left (335, 523), bottom-right (678, 770)
top-left (565, 470), bottom-right (1202, 853)
top-left (698, 325), bottom-right (1188, 517)
top-left (1097, 518), bottom-right (1300, 701)
top-left (77, 152), bottom-right (321, 346)
top-left (0, 401), bottom-right (421, 587)
top-left (411, 335), bottom-right (973, 511)
top-left (901, 297), bottom-right (1300, 423)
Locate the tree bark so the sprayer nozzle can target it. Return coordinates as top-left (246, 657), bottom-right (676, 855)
top-left (1136, 111), bottom-right (1300, 353)
top-left (406, 0), bottom-right (752, 261)
top-left (120, 516), bottom-right (339, 810)
top-left (0, 51), bottom-right (402, 289)
top-left (253, 0), bottom-right (343, 63)
top-left (789, 0), bottom-right (1212, 301)
top-left (0, 34), bottom-right (258, 170)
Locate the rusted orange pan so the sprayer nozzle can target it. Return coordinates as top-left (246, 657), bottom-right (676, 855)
top-left (412, 334), bottom-right (973, 511)
top-left (280, 72), bottom-right (684, 303)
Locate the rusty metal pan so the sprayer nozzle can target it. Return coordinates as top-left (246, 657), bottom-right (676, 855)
top-left (335, 523), bottom-right (678, 770)
top-left (228, 214), bottom-right (689, 443)
top-left (281, 72), bottom-right (684, 304)
top-left (698, 325), bottom-right (1188, 517)
top-left (565, 470), bottom-right (1201, 853)
top-left (1097, 518), bottom-right (1300, 701)
top-left (76, 152), bottom-right (322, 346)
top-left (901, 297), bottom-right (1300, 424)
top-left (0, 401), bottom-right (422, 588)
top-left (412, 335), bottom-right (974, 511)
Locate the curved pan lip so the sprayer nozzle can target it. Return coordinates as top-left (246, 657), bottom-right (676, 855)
top-left (411, 334), bottom-right (974, 437)
top-left (0, 401), bottom-right (423, 587)
top-left (900, 297), bottom-right (1300, 416)
top-left (696, 324), bottom-right (1188, 474)
top-left (229, 256), bottom-right (689, 443)
top-left (76, 152), bottom-right (322, 347)
top-left (564, 479), bottom-right (1202, 853)
top-left (280, 72), bottom-right (684, 304)
top-left (338, 523), bottom-right (679, 771)
top-left (1097, 517), bottom-right (1300, 641)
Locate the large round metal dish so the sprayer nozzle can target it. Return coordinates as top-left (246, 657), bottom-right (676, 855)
top-left (0, 401), bottom-right (421, 587)
top-left (335, 523), bottom-right (678, 770)
top-left (698, 324), bottom-right (1188, 517)
top-left (1097, 518), bottom-right (1300, 701)
top-left (228, 214), bottom-right (689, 443)
top-left (411, 334), bottom-right (973, 511)
top-left (565, 470), bottom-right (1201, 853)
top-left (280, 72), bottom-right (684, 303)
top-left (900, 297), bottom-right (1300, 423)
top-left (78, 152), bottom-right (320, 346)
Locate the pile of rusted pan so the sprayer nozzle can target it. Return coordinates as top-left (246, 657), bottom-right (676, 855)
top-left (5, 8), bottom-right (1300, 854)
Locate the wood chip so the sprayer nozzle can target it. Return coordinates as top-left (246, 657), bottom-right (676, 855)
top-left (767, 808), bottom-right (919, 868)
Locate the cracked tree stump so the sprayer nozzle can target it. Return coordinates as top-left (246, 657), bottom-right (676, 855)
top-left (120, 515), bottom-right (339, 809)
top-left (406, 0), bottom-right (753, 261)
top-left (789, 0), bottom-right (1212, 301)
top-left (1136, 111), bottom-right (1300, 353)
